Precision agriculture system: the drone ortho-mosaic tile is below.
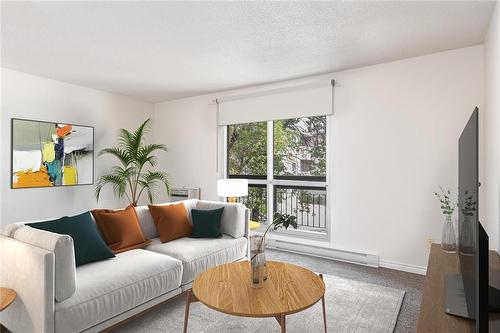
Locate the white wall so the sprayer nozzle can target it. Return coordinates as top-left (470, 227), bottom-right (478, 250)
top-left (483, 3), bottom-right (500, 254)
top-left (154, 46), bottom-right (484, 271)
top-left (1, 69), bottom-right (154, 226)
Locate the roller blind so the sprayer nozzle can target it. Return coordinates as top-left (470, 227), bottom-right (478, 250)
top-left (217, 80), bottom-right (334, 125)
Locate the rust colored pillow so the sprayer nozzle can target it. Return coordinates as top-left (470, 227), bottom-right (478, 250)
top-left (91, 205), bottom-right (151, 254)
top-left (148, 203), bottom-right (192, 243)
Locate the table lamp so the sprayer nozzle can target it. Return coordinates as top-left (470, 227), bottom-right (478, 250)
top-left (217, 179), bottom-right (248, 203)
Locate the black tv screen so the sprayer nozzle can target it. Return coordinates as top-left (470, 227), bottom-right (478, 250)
top-left (458, 107), bottom-right (479, 319)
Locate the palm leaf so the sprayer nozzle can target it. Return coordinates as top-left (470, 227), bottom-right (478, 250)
top-left (137, 171), bottom-right (171, 204)
top-left (95, 173), bottom-right (129, 202)
top-left (98, 147), bottom-right (131, 167)
top-left (130, 119), bottom-right (151, 157)
top-left (136, 143), bottom-right (168, 167)
top-left (116, 128), bottom-right (134, 151)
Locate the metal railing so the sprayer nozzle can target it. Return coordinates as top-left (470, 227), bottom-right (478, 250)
top-left (237, 185), bottom-right (327, 233)
top-left (237, 185), bottom-right (268, 223)
top-left (274, 186), bottom-right (327, 233)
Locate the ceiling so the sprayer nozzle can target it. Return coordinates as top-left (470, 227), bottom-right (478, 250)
top-left (1, 1), bottom-right (496, 103)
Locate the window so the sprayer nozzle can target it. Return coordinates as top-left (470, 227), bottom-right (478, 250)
top-left (226, 116), bottom-right (328, 237)
top-left (237, 184), bottom-right (267, 223)
top-left (274, 186), bottom-right (327, 233)
top-left (227, 121), bottom-right (267, 178)
top-left (300, 160), bottom-right (313, 172)
top-left (274, 116), bottom-right (326, 180)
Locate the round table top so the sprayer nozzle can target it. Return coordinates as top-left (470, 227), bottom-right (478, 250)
top-left (192, 261), bottom-right (325, 318)
top-left (0, 288), bottom-right (16, 312)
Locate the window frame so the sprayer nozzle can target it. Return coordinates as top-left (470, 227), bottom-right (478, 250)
top-left (222, 116), bottom-right (331, 241)
top-left (226, 121), bottom-right (268, 179)
top-left (272, 116), bottom-right (327, 182)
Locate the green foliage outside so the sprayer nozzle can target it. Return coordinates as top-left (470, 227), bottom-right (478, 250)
top-left (228, 116), bottom-right (327, 224)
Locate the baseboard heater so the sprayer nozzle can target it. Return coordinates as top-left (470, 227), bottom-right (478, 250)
top-left (267, 239), bottom-right (379, 268)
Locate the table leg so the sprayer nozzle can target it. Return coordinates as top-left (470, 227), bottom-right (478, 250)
top-left (319, 274), bottom-right (327, 333)
top-left (275, 314), bottom-right (286, 333)
top-left (183, 289), bottom-right (198, 333)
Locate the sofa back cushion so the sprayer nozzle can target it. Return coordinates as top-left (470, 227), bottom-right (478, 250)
top-left (195, 201), bottom-right (247, 238)
top-left (134, 205), bottom-right (158, 239)
top-left (12, 226), bottom-right (76, 302)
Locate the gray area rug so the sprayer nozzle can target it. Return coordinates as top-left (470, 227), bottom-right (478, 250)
top-left (116, 274), bottom-right (405, 333)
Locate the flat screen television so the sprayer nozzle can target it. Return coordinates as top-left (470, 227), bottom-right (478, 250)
top-left (445, 107), bottom-right (500, 332)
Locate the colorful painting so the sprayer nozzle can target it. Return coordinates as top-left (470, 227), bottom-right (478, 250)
top-left (11, 118), bottom-right (94, 188)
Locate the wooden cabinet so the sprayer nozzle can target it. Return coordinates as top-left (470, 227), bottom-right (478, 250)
top-left (416, 244), bottom-right (500, 332)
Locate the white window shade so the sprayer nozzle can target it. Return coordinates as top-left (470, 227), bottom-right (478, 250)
top-left (217, 80), bottom-right (334, 125)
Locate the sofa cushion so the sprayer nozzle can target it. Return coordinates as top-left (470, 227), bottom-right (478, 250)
top-left (134, 205), bottom-right (159, 239)
top-left (27, 212), bottom-right (115, 266)
top-left (195, 201), bottom-right (247, 238)
top-left (91, 206), bottom-right (151, 254)
top-left (135, 199), bottom-right (199, 240)
top-left (12, 226), bottom-right (76, 302)
top-left (54, 249), bottom-right (183, 333)
top-left (145, 235), bottom-right (247, 284)
top-left (148, 203), bottom-right (193, 242)
top-left (190, 207), bottom-right (224, 238)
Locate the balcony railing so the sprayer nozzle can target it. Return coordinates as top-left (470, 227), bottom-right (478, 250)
top-left (274, 186), bottom-right (327, 234)
top-left (237, 185), bottom-right (327, 234)
top-left (237, 185), bottom-right (268, 223)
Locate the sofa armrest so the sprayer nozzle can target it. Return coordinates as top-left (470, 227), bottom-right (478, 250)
top-left (0, 235), bottom-right (55, 333)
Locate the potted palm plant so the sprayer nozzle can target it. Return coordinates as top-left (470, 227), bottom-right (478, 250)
top-left (95, 119), bottom-right (171, 206)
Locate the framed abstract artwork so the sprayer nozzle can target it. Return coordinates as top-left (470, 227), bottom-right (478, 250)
top-left (11, 118), bottom-right (94, 189)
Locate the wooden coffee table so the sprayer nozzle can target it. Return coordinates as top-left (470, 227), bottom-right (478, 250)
top-left (184, 261), bottom-right (327, 333)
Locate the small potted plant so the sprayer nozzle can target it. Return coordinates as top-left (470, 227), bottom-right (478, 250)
top-left (433, 187), bottom-right (457, 253)
top-left (250, 212), bottom-right (298, 288)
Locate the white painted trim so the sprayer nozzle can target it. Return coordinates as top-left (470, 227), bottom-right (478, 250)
top-left (267, 121), bottom-right (274, 224)
top-left (379, 259), bottom-right (427, 275)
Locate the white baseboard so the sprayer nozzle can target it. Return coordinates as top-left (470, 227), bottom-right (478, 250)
top-left (379, 259), bottom-right (427, 275)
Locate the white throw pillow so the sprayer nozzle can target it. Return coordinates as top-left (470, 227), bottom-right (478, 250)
top-left (13, 226), bottom-right (76, 302)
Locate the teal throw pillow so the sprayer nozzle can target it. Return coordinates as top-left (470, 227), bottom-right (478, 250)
top-left (190, 207), bottom-right (225, 238)
top-left (28, 211), bottom-right (115, 266)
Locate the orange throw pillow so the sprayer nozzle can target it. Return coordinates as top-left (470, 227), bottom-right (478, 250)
top-left (91, 205), bottom-right (151, 254)
top-left (148, 203), bottom-right (192, 243)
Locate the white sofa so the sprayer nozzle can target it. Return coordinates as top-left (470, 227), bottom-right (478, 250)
top-left (0, 199), bottom-right (250, 333)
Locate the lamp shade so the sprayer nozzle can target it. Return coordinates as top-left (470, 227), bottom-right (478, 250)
top-left (217, 179), bottom-right (248, 197)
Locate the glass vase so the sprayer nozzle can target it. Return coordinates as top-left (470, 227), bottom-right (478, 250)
top-left (250, 235), bottom-right (267, 288)
top-left (441, 215), bottom-right (457, 253)
top-left (459, 215), bottom-right (475, 255)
